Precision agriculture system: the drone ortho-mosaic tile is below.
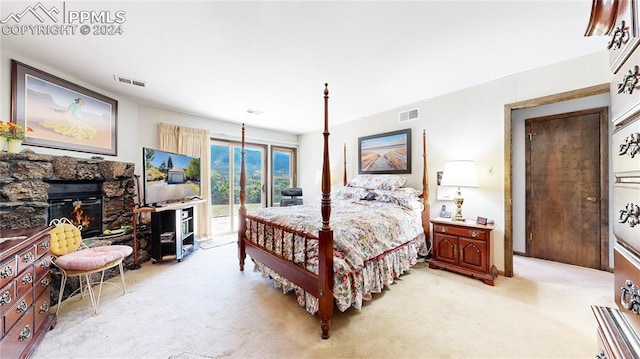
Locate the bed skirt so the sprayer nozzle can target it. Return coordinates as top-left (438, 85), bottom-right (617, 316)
top-left (253, 236), bottom-right (422, 314)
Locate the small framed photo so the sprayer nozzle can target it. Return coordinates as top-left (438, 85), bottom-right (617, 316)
top-left (476, 216), bottom-right (488, 225)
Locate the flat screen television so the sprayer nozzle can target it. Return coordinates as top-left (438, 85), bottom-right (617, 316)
top-left (142, 147), bottom-right (201, 206)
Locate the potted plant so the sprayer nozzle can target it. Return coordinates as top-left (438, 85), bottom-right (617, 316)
top-left (0, 120), bottom-right (32, 153)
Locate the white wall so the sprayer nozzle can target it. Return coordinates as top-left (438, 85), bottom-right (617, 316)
top-left (0, 50), bottom-right (298, 181)
top-left (299, 50), bottom-right (612, 273)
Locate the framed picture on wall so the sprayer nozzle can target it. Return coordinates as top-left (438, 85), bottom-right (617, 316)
top-left (11, 60), bottom-right (118, 156)
top-left (358, 128), bottom-right (411, 174)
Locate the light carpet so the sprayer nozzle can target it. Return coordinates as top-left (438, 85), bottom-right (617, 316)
top-left (32, 234), bottom-right (614, 358)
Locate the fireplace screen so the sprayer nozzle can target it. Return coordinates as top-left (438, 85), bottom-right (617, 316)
top-left (48, 198), bottom-right (103, 237)
top-left (47, 181), bottom-right (103, 238)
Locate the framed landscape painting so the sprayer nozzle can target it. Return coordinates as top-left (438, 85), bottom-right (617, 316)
top-left (358, 128), bottom-right (411, 174)
top-left (11, 60), bottom-right (118, 156)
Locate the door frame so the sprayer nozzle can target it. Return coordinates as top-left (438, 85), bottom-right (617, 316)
top-left (503, 83), bottom-right (609, 277)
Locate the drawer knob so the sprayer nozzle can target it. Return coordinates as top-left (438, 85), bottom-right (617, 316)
top-left (617, 65), bottom-right (639, 95)
top-left (22, 252), bottom-right (34, 263)
top-left (0, 290), bottom-right (12, 306)
top-left (0, 265), bottom-right (14, 279)
top-left (608, 20), bottom-right (629, 51)
top-left (621, 280), bottom-right (640, 314)
top-left (39, 301), bottom-right (49, 313)
top-left (469, 231), bottom-right (480, 238)
top-left (18, 325), bottom-right (31, 342)
top-left (618, 132), bottom-right (640, 159)
top-left (16, 299), bottom-right (28, 314)
top-left (618, 203), bottom-right (639, 228)
top-left (439, 226), bottom-right (447, 233)
top-left (21, 273), bottom-right (33, 285)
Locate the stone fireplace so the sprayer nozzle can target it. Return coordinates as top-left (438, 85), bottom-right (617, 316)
top-left (0, 150), bottom-right (152, 304)
top-left (0, 151), bottom-right (135, 231)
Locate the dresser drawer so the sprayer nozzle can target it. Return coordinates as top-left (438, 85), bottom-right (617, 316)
top-left (33, 253), bottom-right (50, 282)
top-left (611, 48), bottom-right (640, 125)
top-left (34, 235), bottom-right (50, 260)
top-left (34, 286), bottom-right (50, 332)
top-left (16, 246), bottom-right (36, 274)
top-left (0, 307), bottom-right (34, 359)
top-left (4, 290), bottom-right (33, 335)
top-left (0, 256), bottom-right (17, 290)
top-left (613, 117), bottom-right (640, 175)
top-left (433, 224), bottom-right (487, 240)
top-left (0, 280), bottom-right (16, 317)
top-left (613, 183), bottom-right (640, 252)
top-left (35, 271), bottom-right (51, 299)
top-left (16, 265), bottom-right (34, 299)
top-left (614, 243), bottom-right (640, 335)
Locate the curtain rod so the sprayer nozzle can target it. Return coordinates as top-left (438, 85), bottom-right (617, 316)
top-left (210, 132), bottom-right (299, 147)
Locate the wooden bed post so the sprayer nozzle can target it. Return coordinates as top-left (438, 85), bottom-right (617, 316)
top-left (422, 129), bottom-right (430, 242)
top-left (238, 124), bottom-right (247, 271)
top-left (343, 143), bottom-right (347, 186)
top-left (318, 83), bottom-right (334, 339)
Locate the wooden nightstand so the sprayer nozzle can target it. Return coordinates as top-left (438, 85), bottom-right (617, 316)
top-left (429, 218), bottom-right (497, 285)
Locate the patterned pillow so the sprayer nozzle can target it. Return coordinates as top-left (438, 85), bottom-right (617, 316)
top-left (332, 186), bottom-right (370, 201)
top-left (372, 187), bottom-right (423, 210)
top-left (347, 175), bottom-right (407, 191)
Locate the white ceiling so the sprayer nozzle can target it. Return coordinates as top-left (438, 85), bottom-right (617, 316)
top-left (1, 1), bottom-right (608, 135)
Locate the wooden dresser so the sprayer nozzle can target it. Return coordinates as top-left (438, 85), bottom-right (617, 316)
top-left (0, 227), bottom-right (56, 359)
top-left (587, 1), bottom-right (640, 357)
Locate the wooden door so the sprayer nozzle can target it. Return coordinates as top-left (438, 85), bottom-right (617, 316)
top-left (525, 108), bottom-right (608, 269)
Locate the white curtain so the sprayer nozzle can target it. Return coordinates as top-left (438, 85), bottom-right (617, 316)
top-left (158, 123), bottom-right (212, 241)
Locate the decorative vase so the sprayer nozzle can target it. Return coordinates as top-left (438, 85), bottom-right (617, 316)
top-left (0, 137), bottom-right (6, 152)
top-left (7, 138), bottom-right (22, 153)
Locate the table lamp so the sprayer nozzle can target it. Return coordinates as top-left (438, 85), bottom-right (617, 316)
top-left (440, 160), bottom-right (478, 221)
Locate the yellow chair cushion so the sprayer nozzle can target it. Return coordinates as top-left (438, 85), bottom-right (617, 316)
top-left (49, 223), bottom-right (83, 256)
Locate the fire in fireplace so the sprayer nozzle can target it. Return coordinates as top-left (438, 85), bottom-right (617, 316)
top-left (47, 181), bottom-right (104, 237)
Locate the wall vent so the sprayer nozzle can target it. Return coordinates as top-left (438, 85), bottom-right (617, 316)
top-left (399, 108), bottom-right (419, 123)
top-left (114, 74), bottom-right (147, 88)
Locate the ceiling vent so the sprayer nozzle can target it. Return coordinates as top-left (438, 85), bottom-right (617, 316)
top-left (114, 75), bottom-right (146, 88)
top-left (399, 108), bottom-right (419, 123)
top-left (246, 108), bottom-right (264, 115)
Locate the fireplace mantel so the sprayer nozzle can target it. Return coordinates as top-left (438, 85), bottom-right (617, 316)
top-left (0, 151), bottom-right (136, 231)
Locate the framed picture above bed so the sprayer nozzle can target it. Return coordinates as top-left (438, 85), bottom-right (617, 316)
top-left (358, 128), bottom-right (411, 174)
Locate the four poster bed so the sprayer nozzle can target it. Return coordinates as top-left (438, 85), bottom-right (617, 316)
top-left (237, 84), bottom-right (431, 339)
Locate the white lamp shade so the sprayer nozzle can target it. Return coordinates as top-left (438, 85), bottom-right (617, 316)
top-left (440, 160), bottom-right (478, 188)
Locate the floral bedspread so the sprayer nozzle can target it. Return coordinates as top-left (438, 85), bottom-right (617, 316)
top-left (245, 199), bottom-right (424, 313)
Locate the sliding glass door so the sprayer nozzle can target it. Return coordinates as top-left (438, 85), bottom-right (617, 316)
top-left (211, 140), bottom-right (265, 234)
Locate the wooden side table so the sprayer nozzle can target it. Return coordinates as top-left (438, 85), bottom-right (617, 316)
top-left (429, 218), bottom-right (497, 285)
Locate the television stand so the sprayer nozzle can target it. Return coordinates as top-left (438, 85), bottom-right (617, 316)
top-left (133, 199), bottom-right (204, 263)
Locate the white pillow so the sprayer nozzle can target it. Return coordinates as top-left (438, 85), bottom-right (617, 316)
top-left (347, 175), bottom-right (407, 191)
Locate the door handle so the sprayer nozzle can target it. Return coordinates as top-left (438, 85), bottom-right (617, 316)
top-left (587, 196), bottom-right (597, 202)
